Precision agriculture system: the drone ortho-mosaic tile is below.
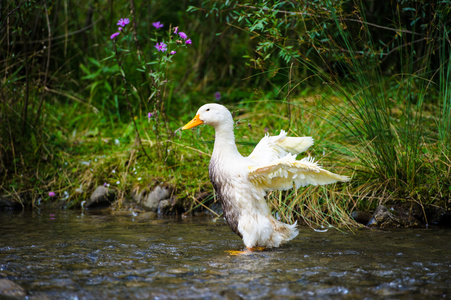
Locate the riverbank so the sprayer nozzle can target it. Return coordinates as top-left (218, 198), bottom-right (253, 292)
top-left (2, 98), bottom-right (450, 229)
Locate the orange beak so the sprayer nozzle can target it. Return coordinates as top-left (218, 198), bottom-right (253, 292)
top-left (182, 114), bottom-right (204, 130)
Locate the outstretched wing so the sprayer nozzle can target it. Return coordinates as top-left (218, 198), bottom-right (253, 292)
top-left (248, 130), bottom-right (314, 165)
top-left (248, 155), bottom-right (350, 191)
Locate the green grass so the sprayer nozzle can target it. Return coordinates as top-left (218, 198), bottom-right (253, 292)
top-left (2, 83), bottom-right (449, 228)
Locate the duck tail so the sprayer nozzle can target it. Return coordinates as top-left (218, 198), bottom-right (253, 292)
top-left (268, 219), bottom-right (299, 247)
top-left (278, 220), bottom-right (299, 242)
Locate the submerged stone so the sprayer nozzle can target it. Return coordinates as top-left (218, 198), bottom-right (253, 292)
top-left (367, 205), bottom-right (401, 228)
top-left (351, 211), bottom-right (372, 225)
top-left (136, 211), bottom-right (158, 220)
top-left (86, 186), bottom-right (116, 209)
top-left (132, 185), bottom-right (171, 212)
top-left (0, 279), bottom-right (26, 297)
top-left (0, 196), bottom-right (23, 211)
top-left (158, 199), bottom-right (171, 214)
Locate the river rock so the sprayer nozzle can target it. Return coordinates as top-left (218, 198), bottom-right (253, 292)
top-left (424, 206), bottom-right (451, 227)
top-left (0, 279), bottom-right (26, 297)
top-left (132, 185), bottom-right (171, 212)
top-left (0, 196), bottom-right (23, 211)
top-left (158, 199), bottom-right (171, 214)
top-left (438, 210), bottom-right (451, 227)
top-left (85, 186), bottom-right (116, 209)
top-left (367, 205), bottom-right (401, 227)
top-left (351, 211), bottom-right (372, 225)
top-left (389, 203), bottom-right (423, 227)
top-left (136, 211), bottom-right (158, 220)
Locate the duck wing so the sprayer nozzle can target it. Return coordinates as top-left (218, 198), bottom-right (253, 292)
top-left (248, 130), bottom-right (314, 165)
top-left (248, 155), bottom-right (350, 191)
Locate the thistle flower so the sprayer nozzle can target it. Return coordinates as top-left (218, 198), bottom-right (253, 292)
top-left (185, 38), bottom-right (192, 45)
top-left (178, 32), bottom-right (187, 39)
top-left (152, 21), bottom-right (164, 29)
top-left (110, 32), bottom-right (120, 39)
top-left (117, 18), bottom-right (130, 27)
top-left (155, 42), bottom-right (167, 52)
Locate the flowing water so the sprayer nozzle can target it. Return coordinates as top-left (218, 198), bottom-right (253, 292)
top-left (0, 210), bottom-right (450, 299)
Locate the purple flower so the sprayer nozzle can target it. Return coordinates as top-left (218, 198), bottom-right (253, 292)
top-left (148, 112), bottom-right (153, 118)
top-left (117, 18), bottom-right (130, 27)
top-left (152, 21), bottom-right (164, 29)
top-left (48, 191), bottom-right (56, 197)
top-left (173, 27), bottom-right (179, 34)
top-left (118, 27), bottom-right (123, 31)
top-left (110, 32), bottom-right (120, 40)
top-left (155, 42), bottom-right (167, 52)
top-left (170, 50), bottom-right (176, 55)
top-left (185, 39), bottom-right (192, 45)
top-left (178, 32), bottom-right (187, 39)
top-left (214, 92), bottom-right (221, 100)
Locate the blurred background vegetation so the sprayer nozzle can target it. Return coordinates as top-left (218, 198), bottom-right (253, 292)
top-left (1, 0), bottom-right (450, 226)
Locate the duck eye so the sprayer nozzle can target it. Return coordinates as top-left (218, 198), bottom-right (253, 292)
top-left (206, 108), bottom-right (210, 111)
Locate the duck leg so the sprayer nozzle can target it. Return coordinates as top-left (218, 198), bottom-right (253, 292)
top-left (226, 247), bottom-right (266, 255)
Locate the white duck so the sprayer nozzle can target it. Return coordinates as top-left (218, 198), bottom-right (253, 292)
top-left (182, 103), bottom-right (349, 250)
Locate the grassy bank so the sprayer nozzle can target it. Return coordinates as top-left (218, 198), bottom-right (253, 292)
top-left (2, 92), bottom-right (355, 226)
top-left (3, 87), bottom-right (449, 227)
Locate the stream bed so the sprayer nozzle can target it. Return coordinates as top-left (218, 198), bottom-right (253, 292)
top-left (0, 210), bottom-right (450, 299)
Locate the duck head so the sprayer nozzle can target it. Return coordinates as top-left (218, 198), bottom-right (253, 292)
top-left (182, 103), bottom-right (233, 130)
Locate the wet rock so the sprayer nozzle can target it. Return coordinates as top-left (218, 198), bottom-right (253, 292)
top-left (389, 203), bottom-right (423, 227)
top-left (364, 203), bottom-right (450, 228)
top-left (438, 211), bottom-right (451, 227)
top-left (351, 211), bottom-right (372, 225)
top-left (367, 205), bottom-right (401, 228)
top-left (424, 206), bottom-right (451, 227)
top-left (85, 186), bottom-right (116, 209)
top-left (158, 199), bottom-right (171, 214)
top-left (136, 211), bottom-right (158, 220)
top-left (0, 279), bottom-right (26, 297)
top-left (132, 185), bottom-right (171, 212)
top-left (0, 196), bottom-right (23, 211)
top-left (158, 196), bottom-right (192, 215)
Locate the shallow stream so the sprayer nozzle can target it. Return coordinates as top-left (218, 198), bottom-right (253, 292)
top-left (0, 210), bottom-right (450, 299)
